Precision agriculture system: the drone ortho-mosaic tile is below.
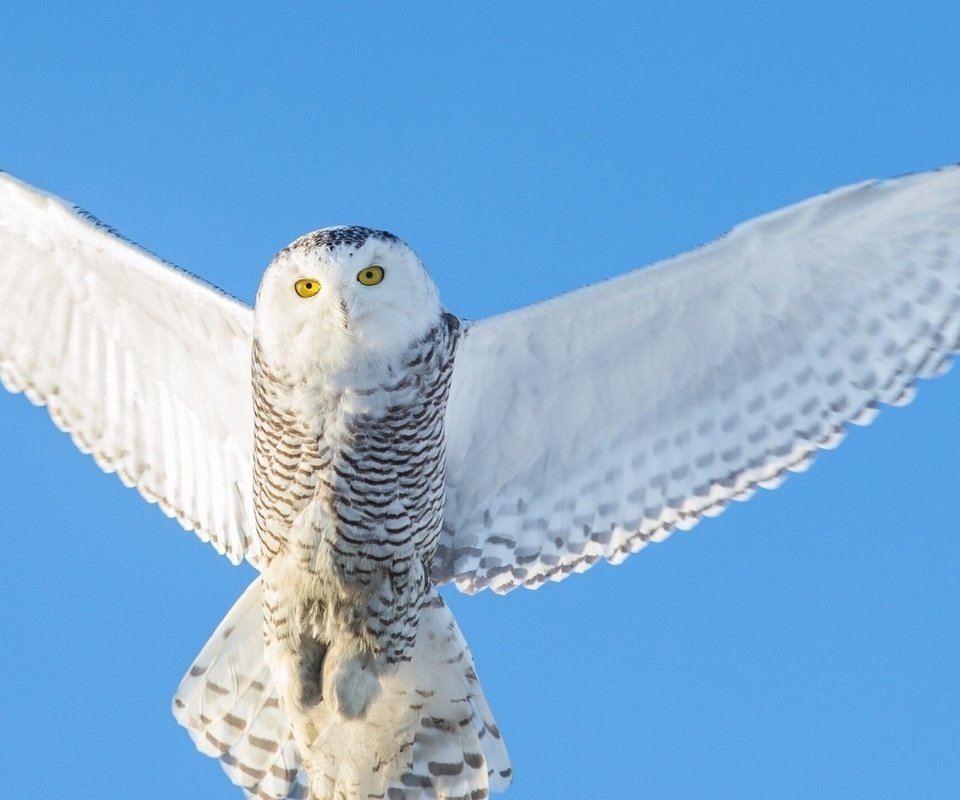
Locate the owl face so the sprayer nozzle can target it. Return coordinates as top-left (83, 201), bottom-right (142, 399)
top-left (254, 227), bottom-right (442, 376)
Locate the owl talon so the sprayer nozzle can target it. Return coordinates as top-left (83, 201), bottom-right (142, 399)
top-left (329, 655), bottom-right (381, 719)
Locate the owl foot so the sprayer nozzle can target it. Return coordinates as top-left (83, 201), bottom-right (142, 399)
top-left (328, 655), bottom-right (381, 719)
top-left (298, 632), bottom-right (327, 708)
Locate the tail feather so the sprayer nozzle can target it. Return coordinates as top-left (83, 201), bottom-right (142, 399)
top-left (305, 590), bottom-right (512, 800)
top-left (173, 576), bottom-right (308, 800)
top-left (399, 591), bottom-right (512, 799)
top-left (174, 580), bottom-right (510, 800)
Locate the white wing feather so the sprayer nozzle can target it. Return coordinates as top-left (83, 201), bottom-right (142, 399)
top-left (436, 166), bottom-right (960, 593)
top-left (0, 172), bottom-right (258, 565)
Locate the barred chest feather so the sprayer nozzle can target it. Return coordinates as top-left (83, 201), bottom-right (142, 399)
top-left (251, 313), bottom-right (460, 655)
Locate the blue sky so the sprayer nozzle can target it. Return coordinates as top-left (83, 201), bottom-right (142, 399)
top-left (1, 2), bottom-right (959, 798)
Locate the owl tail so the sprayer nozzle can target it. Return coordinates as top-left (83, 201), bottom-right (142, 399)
top-left (173, 579), bottom-right (511, 800)
top-left (407, 590), bottom-right (514, 798)
top-left (305, 588), bottom-right (513, 800)
top-left (172, 576), bottom-right (309, 800)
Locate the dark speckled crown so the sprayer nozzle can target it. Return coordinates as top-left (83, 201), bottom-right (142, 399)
top-left (289, 226), bottom-right (399, 253)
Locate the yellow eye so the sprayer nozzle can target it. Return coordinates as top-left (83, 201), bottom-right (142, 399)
top-left (295, 279), bottom-right (321, 298)
top-left (357, 265), bottom-right (384, 286)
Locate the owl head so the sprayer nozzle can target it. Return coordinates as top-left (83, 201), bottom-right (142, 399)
top-left (254, 226), bottom-right (441, 376)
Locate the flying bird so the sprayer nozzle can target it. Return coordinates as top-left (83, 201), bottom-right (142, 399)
top-left (1, 166), bottom-right (958, 799)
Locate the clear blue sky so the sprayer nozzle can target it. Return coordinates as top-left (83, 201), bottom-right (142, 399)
top-left (1, 3), bottom-right (959, 798)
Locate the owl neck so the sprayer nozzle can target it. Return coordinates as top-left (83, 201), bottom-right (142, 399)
top-left (252, 313), bottom-right (462, 424)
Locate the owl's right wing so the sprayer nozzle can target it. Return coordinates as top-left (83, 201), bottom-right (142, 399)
top-left (0, 173), bottom-right (258, 566)
top-left (436, 165), bottom-right (960, 594)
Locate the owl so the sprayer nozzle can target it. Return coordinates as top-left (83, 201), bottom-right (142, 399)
top-left (0, 166), bottom-right (958, 799)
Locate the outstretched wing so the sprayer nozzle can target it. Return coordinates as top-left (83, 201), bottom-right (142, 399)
top-left (0, 173), bottom-right (258, 565)
top-left (435, 166), bottom-right (960, 594)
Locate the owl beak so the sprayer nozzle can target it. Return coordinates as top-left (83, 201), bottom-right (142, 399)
top-left (331, 291), bottom-right (350, 331)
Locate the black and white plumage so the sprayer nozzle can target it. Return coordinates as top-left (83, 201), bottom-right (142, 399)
top-left (1, 166), bottom-right (959, 799)
top-left (249, 229), bottom-right (500, 798)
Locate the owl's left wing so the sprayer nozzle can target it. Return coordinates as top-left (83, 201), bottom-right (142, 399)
top-left (435, 165), bottom-right (960, 594)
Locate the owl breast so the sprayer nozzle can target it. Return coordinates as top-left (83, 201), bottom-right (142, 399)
top-left (252, 313), bottom-right (461, 664)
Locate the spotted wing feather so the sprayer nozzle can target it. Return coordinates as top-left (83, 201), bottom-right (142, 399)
top-left (436, 166), bottom-right (960, 593)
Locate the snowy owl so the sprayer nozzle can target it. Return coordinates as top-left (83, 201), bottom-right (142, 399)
top-left (1, 166), bottom-right (959, 800)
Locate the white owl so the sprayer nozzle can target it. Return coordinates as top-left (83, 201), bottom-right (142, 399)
top-left (1, 166), bottom-right (959, 800)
